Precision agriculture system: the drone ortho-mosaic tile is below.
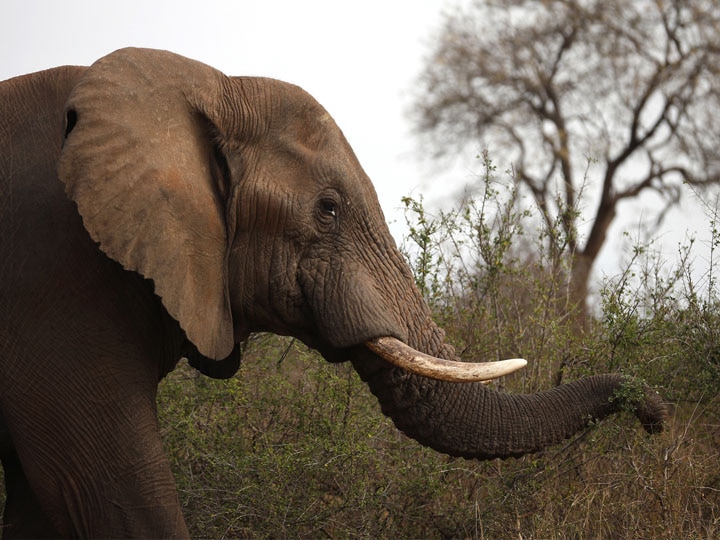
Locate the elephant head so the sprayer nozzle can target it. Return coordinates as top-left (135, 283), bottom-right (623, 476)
top-left (58, 48), bottom-right (665, 460)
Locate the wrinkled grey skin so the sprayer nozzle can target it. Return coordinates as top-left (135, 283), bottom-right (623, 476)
top-left (0, 48), bottom-right (666, 538)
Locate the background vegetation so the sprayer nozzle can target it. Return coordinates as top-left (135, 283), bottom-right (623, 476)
top-left (411, 0), bottom-right (720, 320)
top-left (159, 162), bottom-right (720, 538)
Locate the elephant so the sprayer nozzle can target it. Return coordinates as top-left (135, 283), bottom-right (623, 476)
top-left (0, 47), bottom-right (666, 538)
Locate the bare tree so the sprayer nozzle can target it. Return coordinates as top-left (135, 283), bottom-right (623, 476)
top-left (412, 0), bottom-right (720, 320)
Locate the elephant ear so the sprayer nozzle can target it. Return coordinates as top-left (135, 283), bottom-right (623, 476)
top-left (58, 48), bottom-right (237, 360)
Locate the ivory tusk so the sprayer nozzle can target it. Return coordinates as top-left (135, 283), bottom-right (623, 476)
top-left (365, 336), bottom-right (527, 383)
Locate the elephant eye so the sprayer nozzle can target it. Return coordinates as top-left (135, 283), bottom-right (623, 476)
top-left (320, 199), bottom-right (337, 218)
top-left (317, 196), bottom-right (340, 232)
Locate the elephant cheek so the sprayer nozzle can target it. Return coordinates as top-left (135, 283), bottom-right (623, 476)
top-left (304, 264), bottom-right (408, 348)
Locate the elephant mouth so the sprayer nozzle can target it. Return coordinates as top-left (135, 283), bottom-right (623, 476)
top-left (364, 337), bottom-right (526, 383)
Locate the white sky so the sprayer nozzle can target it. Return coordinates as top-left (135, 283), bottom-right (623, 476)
top-left (3, 0), bottom-right (714, 295)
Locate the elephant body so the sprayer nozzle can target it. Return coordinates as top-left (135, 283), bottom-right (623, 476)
top-left (1, 66), bottom-right (188, 537)
top-left (0, 49), bottom-right (665, 538)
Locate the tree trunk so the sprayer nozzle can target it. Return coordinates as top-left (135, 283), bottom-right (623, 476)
top-left (568, 251), bottom-right (595, 330)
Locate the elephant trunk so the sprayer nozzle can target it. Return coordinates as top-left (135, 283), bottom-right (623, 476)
top-left (350, 324), bottom-right (666, 460)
